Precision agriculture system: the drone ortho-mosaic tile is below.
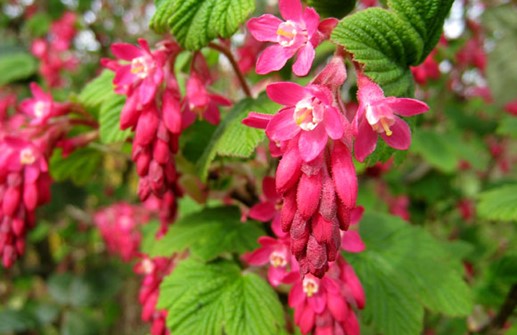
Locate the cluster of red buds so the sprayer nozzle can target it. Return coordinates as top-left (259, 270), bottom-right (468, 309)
top-left (0, 77), bottom-right (100, 268)
top-left (102, 39), bottom-right (232, 233)
top-left (31, 12), bottom-right (78, 88)
top-left (243, 177), bottom-right (366, 334)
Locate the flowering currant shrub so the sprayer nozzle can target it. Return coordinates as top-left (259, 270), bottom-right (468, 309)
top-left (1, 0), bottom-right (517, 334)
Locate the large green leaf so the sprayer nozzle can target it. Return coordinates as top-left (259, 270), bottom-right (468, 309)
top-left (196, 94), bottom-right (279, 180)
top-left (0, 309), bottom-right (39, 333)
top-left (347, 212), bottom-right (473, 335)
top-left (150, 0), bottom-right (254, 50)
top-left (158, 260), bottom-right (285, 335)
top-left (141, 206), bottom-right (263, 260)
top-left (477, 184), bottom-right (517, 222)
top-left (332, 0), bottom-right (453, 96)
top-left (0, 52), bottom-right (37, 86)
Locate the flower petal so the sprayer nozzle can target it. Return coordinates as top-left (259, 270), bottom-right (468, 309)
top-left (302, 6), bottom-right (320, 37)
top-left (266, 82), bottom-right (307, 106)
top-left (279, 0), bottom-right (303, 21)
top-left (293, 43), bottom-right (315, 77)
top-left (331, 141), bottom-right (357, 210)
top-left (381, 116), bottom-right (411, 150)
top-left (341, 231), bottom-right (366, 253)
top-left (266, 107), bottom-right (300, 142)
top-left (256, 44), bottom-right (296, 74)
top-left (242, 112), bottom-right (273, 129)
top-left (323, 107), bottom-right (344, 140)
top-left (298, 125), bottom-right (327, 162)
top-left (249, 201), bottom-right (276, 222)
top-left (247, 15), bottom-right (283, 42)
top-left (354, 117), bottom-right (377, 162)
top-left (386, 97), bottom-right (429, 117)
top-left (111, 43), bottom-right (142, 61)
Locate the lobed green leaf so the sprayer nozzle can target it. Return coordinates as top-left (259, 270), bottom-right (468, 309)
top-left (150, 0), bottom-right (254, 51)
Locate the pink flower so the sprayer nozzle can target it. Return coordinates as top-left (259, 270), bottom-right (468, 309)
top-left (104, 39), bottom-right (165, 106)
top-left (183, 53), bottom-right (231, 125)
top-left (19, 83), bottom-right (70, 125)
top-left (247, 0), bottom-right (336, 76)
top-left (264, 82), bottom-right (344, 162)
top-left (354, 73), bottom-right (429, 162)
top-left (341, 207), bottom-right (365, 253)
top-left (411, 50), bottom-right (440, 85)
top-left (288, 256), bottom-right (364, 335)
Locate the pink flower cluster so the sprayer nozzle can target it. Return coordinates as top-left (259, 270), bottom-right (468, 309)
top-left (244, 178), bottom-right (365, 334)
top-left (93, 202), bottom-right (152, 262)
top-left (134, 256), bottom-right (174, 335)
top-left (103, 39), bottom-right (231, 232)
top-left (31, 12), bottom-right (78, 88)
top-left (0, 82), bottom-right (98, 268)
top-left (0, 137), bottom-right (51, 267)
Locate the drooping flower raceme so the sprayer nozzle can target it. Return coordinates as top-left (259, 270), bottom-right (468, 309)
top-left (354, 72), bottom-right (429, 162)
top-left (247, 0), bottom-right (337, 76)
top-left (244, 58), bottom-right (358, 278)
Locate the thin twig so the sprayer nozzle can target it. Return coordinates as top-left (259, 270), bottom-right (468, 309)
top-left (481, 283), bottom-right (517, 334)
top-left (208, 42), bottom-right (252, 98)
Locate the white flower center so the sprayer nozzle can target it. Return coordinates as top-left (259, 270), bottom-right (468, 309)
top-left (269, 251), bottom-right (287, 268)
top-left (277, 21), bottom-right (299, 47)
top-left (20, 148), bottom-right (36, 165)
top-left (293, 98), bottom-right (323, 131)
top-left (131, 56), bottom-right (151, 79)
top-left (34, 101), bottom-right (48, 118)
top-left (302, 277), bottom-right (319, 297)
top-left (365, 104), bottom-right (394, 136)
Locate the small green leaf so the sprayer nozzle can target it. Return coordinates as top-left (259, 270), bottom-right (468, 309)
top-left (99, 94), bottom-right (132, 144)
top-left (196, 94), bottom-right (279, 180)
top-left (150, 0), bottom-right (255, 50)
top-left (306, 0), bottom-right (356, 18)
top-left (50, 148), bottom-right (103, 185)
top-left (141, 206), bottom-right (263, 260)
top-left (0, 52), bottom-right (37, 86)
top-left (348, 212), bottom-right (473, 335)
top-left (478, 184), bottom-right (517, 221)
top-left (158, 259), bottom-right (285, 335)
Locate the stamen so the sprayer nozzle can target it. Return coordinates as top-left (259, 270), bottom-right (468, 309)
top-left (303, 277), bottom-right (319, 297)
top-left (20, 148), bottom-right (36, 165)
top-left (380, 118), bottom-right (392, 136)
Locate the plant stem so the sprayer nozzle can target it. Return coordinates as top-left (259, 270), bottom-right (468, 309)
top-left (208, 42), bottom-right (252, 98)
top-left (483, 283), bottom-right (517, 334)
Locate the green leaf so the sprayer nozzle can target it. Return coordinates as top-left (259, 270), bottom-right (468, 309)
top-left (62, 311), bottom-right (100, 335)
top-left (411, 130), bottom-right (458, 173)
top-left (47, 273), bottom-right (95, 307)
top-left (196, 94), bottom-right (279, 180)
top-left (50, 148), bottom-right (103, 185)
top-left (331, 0), bottom-right (453, 96)
top-left (0, 52), bottom-right (37, 86)
top-left (141, 206), bottom-right (263, 260)
top-left (150, 0), bottom-right (255, 50)
top-left (99, 94), bottom-right (132, 144)
top-left (77, 70), bottom-right (117, 118)
top-left (478, 184), bottom-right (517, 221)
top-left (497, 115), bottom-right (517, 138)
top-left (158, 259), bottom-right (285, 335)
top-left (306, 0), bottom-right (356, 18)
top-left (347, 212), bottom-right (473, 335)
top-left (0, 309), bottom-right (39, 333)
